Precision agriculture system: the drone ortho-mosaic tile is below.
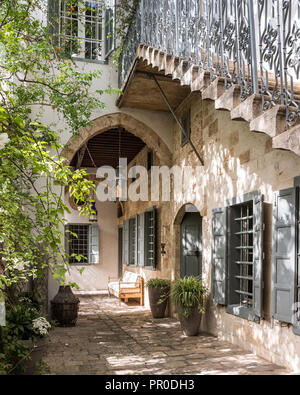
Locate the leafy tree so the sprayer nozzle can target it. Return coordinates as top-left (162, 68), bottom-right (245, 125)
top-left (0, 0), bottom-right (117, 301)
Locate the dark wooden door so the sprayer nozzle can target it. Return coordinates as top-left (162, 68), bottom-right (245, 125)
top-left (180, 212), bottom-right (202, 278)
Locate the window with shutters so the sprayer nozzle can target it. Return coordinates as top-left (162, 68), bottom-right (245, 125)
top-left (228, 201), bottom-right (255, 313)
top-left (49, 0), bottom-right (115, 62)
top-left (211, 191), bottom-right (264, 322)
top-left (129, 216), bottom-right (137, 266)
top-left (122, 208), bottom-right (157, 270)
top-left (144, 208), bottom-right (156, 269)
top-left (65, 223), bottom-right (99, 265)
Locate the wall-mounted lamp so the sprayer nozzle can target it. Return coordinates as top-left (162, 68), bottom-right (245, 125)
top-left (161, 243), bottom-right (166, 256)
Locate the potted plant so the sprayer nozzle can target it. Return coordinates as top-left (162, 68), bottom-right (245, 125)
top-left (171, 276), bottom-right (208, 336)
top-left (146, 279), bottom-right (170, 319)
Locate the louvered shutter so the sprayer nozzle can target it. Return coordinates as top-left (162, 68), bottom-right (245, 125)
top-left (137, 213), bottom-right (145, 266)
top-left (211, 207), bottom-right (227, 305)
top-left (272, 188), bottom-right (296, 323)
top-left (129, 216), bottom-right (137, 266)
top-left (89, 225), bottom-right (99, 264)
top-left (123, 220), bottom-right (129, 266)
top-left (144, 207), bottom-right (156, 269)
top-left (253, 194), bottom-right (264, 317)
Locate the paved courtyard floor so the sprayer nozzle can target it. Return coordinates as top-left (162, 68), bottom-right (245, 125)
top-left (42, 295), bottom-right (291, 375)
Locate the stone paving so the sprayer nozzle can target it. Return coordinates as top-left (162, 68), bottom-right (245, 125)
top-left (42, 295), bottom-right (291, 375)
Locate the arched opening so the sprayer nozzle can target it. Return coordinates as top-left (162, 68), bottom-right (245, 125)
top-left (61, 112), bottom-right (172, 166)
top-left (61, 112), bottom-right (172, 294)
top-left (173, 204), bottom-right (203, 280)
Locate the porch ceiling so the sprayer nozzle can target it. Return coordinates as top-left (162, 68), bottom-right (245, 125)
top-left (117, 60), bottom-right (191, 111)
top-left (70, 128), bottom-right (146, 169)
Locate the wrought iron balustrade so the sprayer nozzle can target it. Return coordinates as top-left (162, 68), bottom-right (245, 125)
top-left (118, 0), bottom-right (300, 130)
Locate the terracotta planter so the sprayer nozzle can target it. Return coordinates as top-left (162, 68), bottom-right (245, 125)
top-left (177, 304), bottom-right (202, 336)
top-left (149, 286), bottom-right (169, 318)
top-left (51, 286), bottom-right (80, 327)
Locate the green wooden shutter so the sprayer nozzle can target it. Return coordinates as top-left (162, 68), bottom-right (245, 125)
top-left (89, 225), bottom-right (99, 264)
top-left (211, 207), bottom-right (227, 305)
top-left (123, 220), bottom-right (129, 266)
top-left (104, 6), bottom-right (114, 58)
top-left (272, 188), bottom-right (296, 323)
top-left (137, 213), bottom-right (145, 266)
top-left (253, 194), bottom-right (264, 318)
top-left (129, 216), bottom-right (137, 266)
top-left (144, 207), bottom-right (156, 269)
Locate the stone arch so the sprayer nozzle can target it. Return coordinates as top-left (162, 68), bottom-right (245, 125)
top-left (173, 203), bottom-right (202, 278)
top-left (173, 203), bottom-right (201, 226)
top-left (61, 112), bottom-right (172, 166)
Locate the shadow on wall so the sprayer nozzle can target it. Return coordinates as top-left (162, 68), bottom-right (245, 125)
top-left (171, 106), bottom-right (300, 372)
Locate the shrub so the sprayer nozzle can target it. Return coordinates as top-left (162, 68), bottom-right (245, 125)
top-left (146, 278), bottom-right (170, 288)
top-left (0, 291), bottom-right (53, 375)
top-left (171, 276), bottom-right (208, 318)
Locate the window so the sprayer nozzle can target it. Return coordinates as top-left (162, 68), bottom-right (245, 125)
top-left (144, 209), bottom-right (156, 268)
top-left (122, 207), bottom-right (157, 270)
top-left (181, 109), bottom-right (191, 147)
top-left (129, 216), bottom-right (137, 266)
top-left (49, 0), bottom-right (114, 61)
top-left (65, 223), bottom-right (99, 265)
top-left (272, 184), bottom-right (300, 335)
top-left (211, 191), bottom-right (264, 322)
top-left (228, 201), bottom-right (254, 310)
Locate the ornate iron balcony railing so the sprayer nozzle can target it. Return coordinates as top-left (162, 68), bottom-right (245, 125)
top-left (119, 0), bottom-right (300, 130)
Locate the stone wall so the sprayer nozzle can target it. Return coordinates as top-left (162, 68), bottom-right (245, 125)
top-left (169, 95), bottom-right (300, 372)
top-left (58, 85), bottom-right (300, 370)
top-left (118, 92), bottom-right (300, 371)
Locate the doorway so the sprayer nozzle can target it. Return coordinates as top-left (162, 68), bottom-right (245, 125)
top-left (180, 211), bottom-right (202, 278)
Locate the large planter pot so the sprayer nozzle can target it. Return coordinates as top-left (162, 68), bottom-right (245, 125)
top-left (51, 286), bottom-right (80, 327)
top-left (177, 304), bottom-right (202, 336)
top-left (149, 286), bottom-right (169, 318)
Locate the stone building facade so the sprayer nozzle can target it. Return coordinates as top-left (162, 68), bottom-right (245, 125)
top-left (44, 1), bottom-right (300, 373)
top-left (57, 84), bottom-right (300, 371)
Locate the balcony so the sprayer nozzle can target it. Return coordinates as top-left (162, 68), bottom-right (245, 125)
top-left (117, 0), bottom-right (300, 133)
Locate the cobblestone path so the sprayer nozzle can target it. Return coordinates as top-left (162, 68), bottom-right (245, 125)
top-left (42, 295), bottom-right (290, 375)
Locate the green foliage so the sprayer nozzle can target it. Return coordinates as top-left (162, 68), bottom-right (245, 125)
top-left (0, 0), bottom-right (117, 299)
top-left (146, 279), bottom-right (170, 305)
top-left (171, 276), bottom-right (208, 318)
top-left (0, 333), bottom-right (30, 375)
top-left (113, 0), bottom-right (140, 65)
top-left (146, 278), bottom-right (170, 289)
top-left (0, 291), bottom-right (54, 375)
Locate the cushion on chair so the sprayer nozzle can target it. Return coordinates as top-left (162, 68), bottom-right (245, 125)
top-left (108, 271), bottom-right (141, 298)
top-left (122, 271), bottom-right (139, 284)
